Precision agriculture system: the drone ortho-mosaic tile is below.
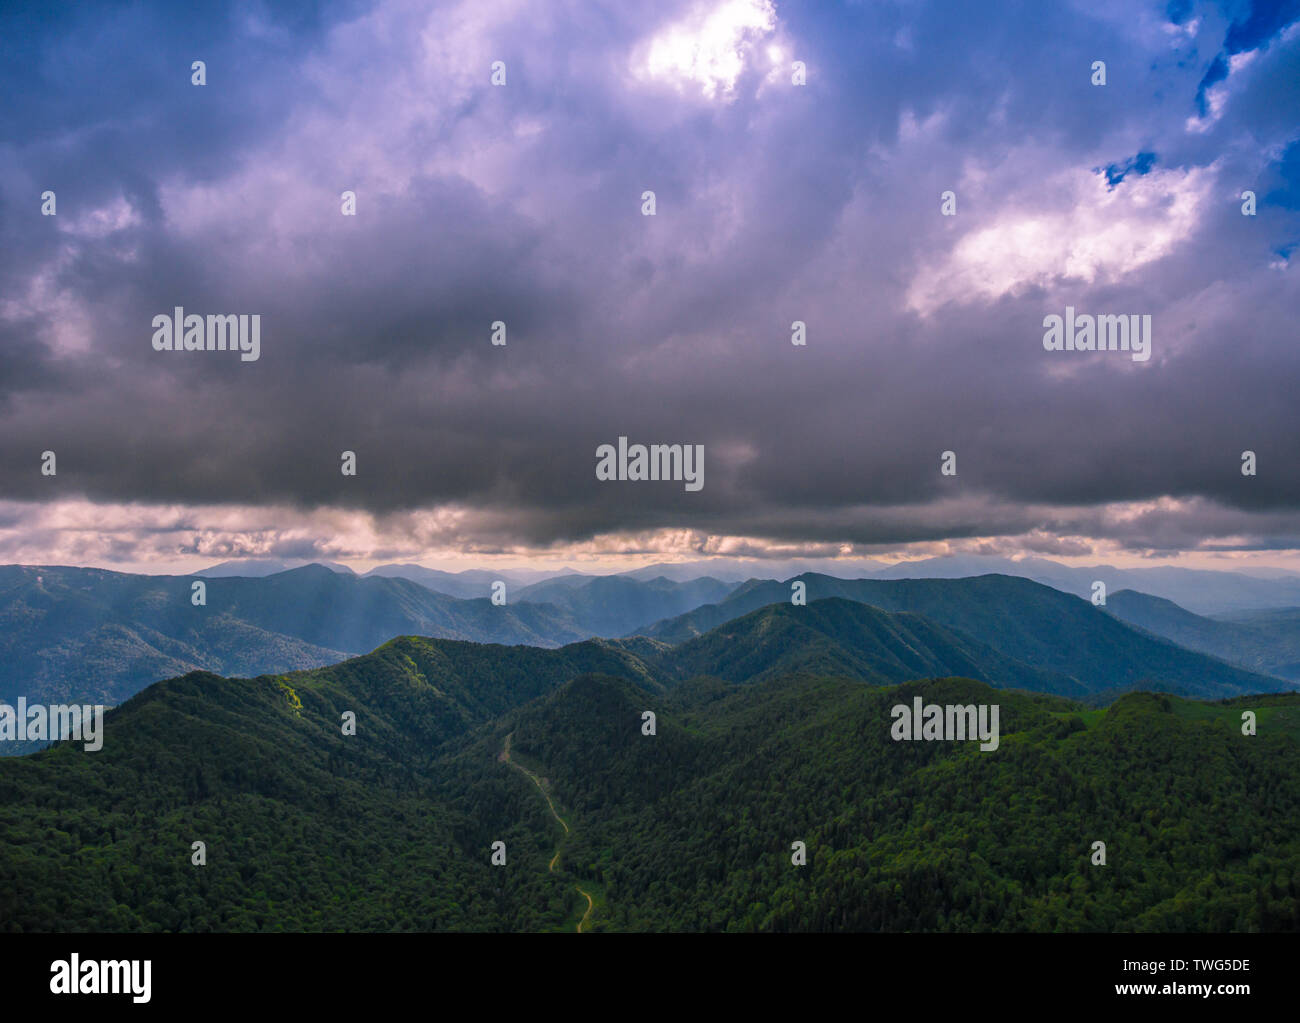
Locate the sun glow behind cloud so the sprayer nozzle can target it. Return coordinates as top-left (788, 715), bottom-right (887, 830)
top-left (634, 0), bottom-right (778, 100)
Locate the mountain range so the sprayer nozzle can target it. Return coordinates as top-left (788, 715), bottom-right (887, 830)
top-left (3, 564), bottom-right (1295, 733)
top-left (1105, 590), bottom-right (1300, 683)
top-left (634, 573), bottom-right (1292, 700)
top-left (3, 606), bottom-right (1297, 932)
top-left (196, 555), bottom-right (1300, 614)
top-left (0, 564), bottom-right (586, 709)
top-left (862, 555), bottom-right (1300, 614)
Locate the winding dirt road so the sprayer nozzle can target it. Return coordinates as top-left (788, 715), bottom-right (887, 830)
top-left (502, 732), bottom-right (596, 932)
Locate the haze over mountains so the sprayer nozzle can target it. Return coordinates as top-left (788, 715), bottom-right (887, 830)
top-left (3, 561), bottom-right (1296, 751)
top-left (512, 574), bottom-right (737, 638)
top-left (198, 560), bottom-right (576, 592)
top-left (861, 556), bottom-right (1300, 615)
top-left (199, 555), bottom-right (1300, 614)
top-left (1105, 590), bottom-right (1300, 683)
top-left (0, 563), bottom-right (739, 716)
top-left (0, 564), bottom-right (586, 709)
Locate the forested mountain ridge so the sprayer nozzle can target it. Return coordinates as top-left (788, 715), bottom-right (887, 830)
top-left (635, 574), bottom-right (1293, 700)
top-left (0, 563), bottom-right (588, 710)
top-left (498, 673), bottom-right (1300, 931)
top-left (0, 634), bottom-right (670, 932)
top-left (5, 565), bottom-right (1293, 726)
top-left (658, 598), bottom-right (1082, 695)
top-left (5, 644), bottom-right (1297, 933)
top-left (0, 665), bottom-right (563, 932)
top-left (1106, 589), bottom-right (1300, 682)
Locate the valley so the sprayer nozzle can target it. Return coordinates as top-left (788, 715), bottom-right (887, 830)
top-left (2, 566), bottom-right (1298, 933)
top-left (1, 593), bottom-right (1297, 932)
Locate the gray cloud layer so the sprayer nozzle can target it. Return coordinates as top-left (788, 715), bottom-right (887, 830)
top-left (1, 0), bottom-right (1298, 564)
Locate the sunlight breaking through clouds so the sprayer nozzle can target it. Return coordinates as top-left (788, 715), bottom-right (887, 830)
top-left (634, 0), bottom-right (778, 100)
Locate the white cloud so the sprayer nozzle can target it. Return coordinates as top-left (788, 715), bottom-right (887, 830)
top-left (906, 161), bottom-right (1217, 314)
top-left (632, 0), bottom-right (778, 100)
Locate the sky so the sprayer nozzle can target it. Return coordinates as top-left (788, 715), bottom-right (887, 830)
top-left (1, 0), bottom-right (1298, 575)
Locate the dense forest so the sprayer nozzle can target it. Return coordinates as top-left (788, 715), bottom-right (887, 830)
top-left (505, 674), bottom-right (1300, 931)
top-left (2, 615), bottom-right (1298, 932)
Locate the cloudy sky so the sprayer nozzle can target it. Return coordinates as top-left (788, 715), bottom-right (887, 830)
top-left (2, 0), bottom-right (1298, 574)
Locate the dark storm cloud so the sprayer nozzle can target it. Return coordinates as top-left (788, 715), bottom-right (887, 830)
top-left (1, 0), bottom-right (1298, 561)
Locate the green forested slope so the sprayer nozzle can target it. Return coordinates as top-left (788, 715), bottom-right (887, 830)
top-left (663, 598), bottom-right (1080, 694)
top-left (637, 574), bottom-right (1291, 699)
top-left (504, 675), bottom-right (1300, 932)
top-left (1107, 589), bottom-right (1300, 682)
top-left (2, 620), bottom-right (1298, 932)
